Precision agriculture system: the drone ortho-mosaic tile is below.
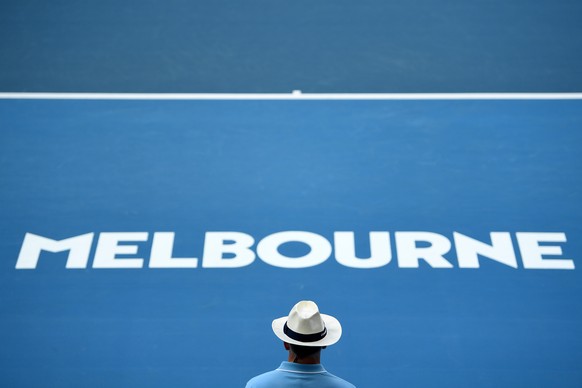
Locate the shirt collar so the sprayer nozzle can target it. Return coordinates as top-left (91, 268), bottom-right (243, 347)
top-left (277, 361), bottom-right (327, 374)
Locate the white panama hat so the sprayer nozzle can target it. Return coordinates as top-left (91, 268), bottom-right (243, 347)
top-left (272, 301), bottom-right (342, 347)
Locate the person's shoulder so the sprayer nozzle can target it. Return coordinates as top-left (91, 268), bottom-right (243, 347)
top-left (323, 370), bottom-right (357, 388)
top-left (327, 376), bottom-right (356, 388)
top-left (245, 369), bottom-right (280, 388)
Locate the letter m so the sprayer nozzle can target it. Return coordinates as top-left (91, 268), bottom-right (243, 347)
top-left (16, 233), bottom-right (94, 269)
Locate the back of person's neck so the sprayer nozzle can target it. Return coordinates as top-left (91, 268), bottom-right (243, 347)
top-left (288, 354), bottom-right (321, 365)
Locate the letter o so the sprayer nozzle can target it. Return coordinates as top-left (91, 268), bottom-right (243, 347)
top-left (257, 231), bottom-right (332, 268)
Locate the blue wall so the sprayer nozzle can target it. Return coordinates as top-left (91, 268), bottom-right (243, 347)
top-left (1, 0), bottom-right (581, 92)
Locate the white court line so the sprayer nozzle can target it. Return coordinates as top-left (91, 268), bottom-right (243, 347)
top-left (0, 92), bottom-right (582, 100)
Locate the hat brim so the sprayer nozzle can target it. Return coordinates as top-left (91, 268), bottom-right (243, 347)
top-left (272, 313), bottom-right (342, 347)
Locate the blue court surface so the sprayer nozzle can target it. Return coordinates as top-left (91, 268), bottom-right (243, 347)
top-left (2, 0), bottom-right (582, 387)
top-left (1, 97), bottom-right (581, 387)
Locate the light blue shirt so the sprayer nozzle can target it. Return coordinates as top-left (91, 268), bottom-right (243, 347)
top-left (246, 361), bottom-right (355, 388)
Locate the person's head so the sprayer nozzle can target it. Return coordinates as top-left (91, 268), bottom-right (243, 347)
top-left (272, 301), bottom-right (342, 363)
top-left (288, 343), bottom-right (323, 358)
top-left (283, 342), bottom-right (327, 362)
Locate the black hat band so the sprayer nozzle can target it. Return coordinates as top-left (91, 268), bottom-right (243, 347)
top-left (284, 322), bottom-right (327, 343)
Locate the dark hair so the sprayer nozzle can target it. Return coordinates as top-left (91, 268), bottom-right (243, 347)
top-left (289, 344), bottom-right (323, 359)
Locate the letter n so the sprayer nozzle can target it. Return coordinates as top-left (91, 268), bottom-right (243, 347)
top-left (15, 233), bottom-right (94, 269)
